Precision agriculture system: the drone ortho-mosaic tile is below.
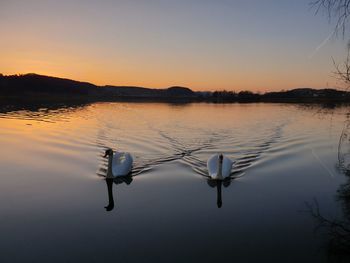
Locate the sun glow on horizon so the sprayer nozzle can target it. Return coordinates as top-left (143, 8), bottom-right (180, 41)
top-left (0, 0), bottom-right (346, 92)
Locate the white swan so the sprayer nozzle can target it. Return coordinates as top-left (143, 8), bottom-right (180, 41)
top-left (207, 154), bottom-right (233, 180)
top-left (104, 148), bottom-right (133, 177)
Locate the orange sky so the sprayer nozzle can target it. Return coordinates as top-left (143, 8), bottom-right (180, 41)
top-left (0, 0), bottom-right (346, 91)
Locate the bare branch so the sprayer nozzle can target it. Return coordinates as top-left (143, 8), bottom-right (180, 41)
top-left (332, 46), bottom-right (350, 88)
top-left (311, 0), bottom-right (350, 38)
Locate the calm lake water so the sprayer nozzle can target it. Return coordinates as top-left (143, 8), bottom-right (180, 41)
top-left (1, 102), bottom-right (350, 262)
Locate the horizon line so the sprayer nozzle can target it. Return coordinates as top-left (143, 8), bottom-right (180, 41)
top-left (0, 72), bottom-right (342, 93)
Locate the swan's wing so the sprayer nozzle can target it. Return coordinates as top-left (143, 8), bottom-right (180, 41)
top-left (207, 154), bottom-right (218, 178)
top-left (222, 157), bottom-right (233, 178)
top-left (124, 153), bottom-right (133, 170)
top-left (112, 152), bottom-right (133, 176)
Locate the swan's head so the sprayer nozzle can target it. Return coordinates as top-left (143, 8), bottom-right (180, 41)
top-left (104, 148), bottom-right (113, 158)
top-left (219, 154), bottom-right (223, 164)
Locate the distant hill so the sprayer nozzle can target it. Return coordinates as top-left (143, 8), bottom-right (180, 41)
top-left (263, 88), bottom-right (350, 100)
top-left (0, 73), bottom-right (349, 103)
top-left (0, 73), bottom-right (195, 101)
top-left (101, 85), bottom-right (194, 98)
top-left (0, 73), bottom-right (99, 96)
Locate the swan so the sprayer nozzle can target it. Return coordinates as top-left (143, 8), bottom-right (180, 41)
top-left (104, 148), bottom-right (133, 177)
top-left (207, 154), bottom-right (233, 180)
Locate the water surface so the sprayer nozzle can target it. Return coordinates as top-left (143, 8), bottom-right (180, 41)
top-left (0, 102), bottom-right (350, 262)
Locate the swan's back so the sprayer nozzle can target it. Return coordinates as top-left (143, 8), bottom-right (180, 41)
top-left (112, 152), bottom-right (133, 176)
top-left (207, 154), bottom-right (219, 178)
top-left (207, 154), bottom-right (233, 179)
top-left (222, 156), bottom-right (233, 177)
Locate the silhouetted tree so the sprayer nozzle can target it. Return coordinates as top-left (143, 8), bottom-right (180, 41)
top-left (312, 0), bottom-right (350, 37)
top-left (333, 44), bottom-right (350, 88)
top-left (313, 0), bottom-right (350, 89)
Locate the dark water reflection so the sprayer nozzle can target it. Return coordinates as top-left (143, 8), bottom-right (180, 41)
top-left (104, 176), bottom-right (133, 211)
top-left (1, 102), bottom-right (350, 262)
top-left (307, 118), bottom-right (350, 262)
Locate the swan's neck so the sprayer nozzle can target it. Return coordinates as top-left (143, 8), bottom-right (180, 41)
top-left (107, 153), bottom-right (114, 178)
top-left (217, 158), bottom-right (223, 180)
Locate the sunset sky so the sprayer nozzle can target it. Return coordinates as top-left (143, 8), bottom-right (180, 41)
top-left (0, 0), bottom-right (347, 91)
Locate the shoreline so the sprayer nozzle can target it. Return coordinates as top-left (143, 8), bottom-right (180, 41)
top-left (1, 94), bottom-right (350, 105)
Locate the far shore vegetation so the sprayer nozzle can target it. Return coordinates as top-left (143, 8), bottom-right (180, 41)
top-left (1, 73), bottom-right (350, 103)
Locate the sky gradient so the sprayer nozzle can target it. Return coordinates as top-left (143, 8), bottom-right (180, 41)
top-left (0, 0), bottom-right (347, 91)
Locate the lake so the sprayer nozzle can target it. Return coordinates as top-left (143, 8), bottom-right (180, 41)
top-left (0, 102), bottom-right (350, 262)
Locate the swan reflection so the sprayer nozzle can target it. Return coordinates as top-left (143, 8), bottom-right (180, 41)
top-left (207, 178), bottom-right (232, 208)
top-left (104, 175), bottom-right (133, 212)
